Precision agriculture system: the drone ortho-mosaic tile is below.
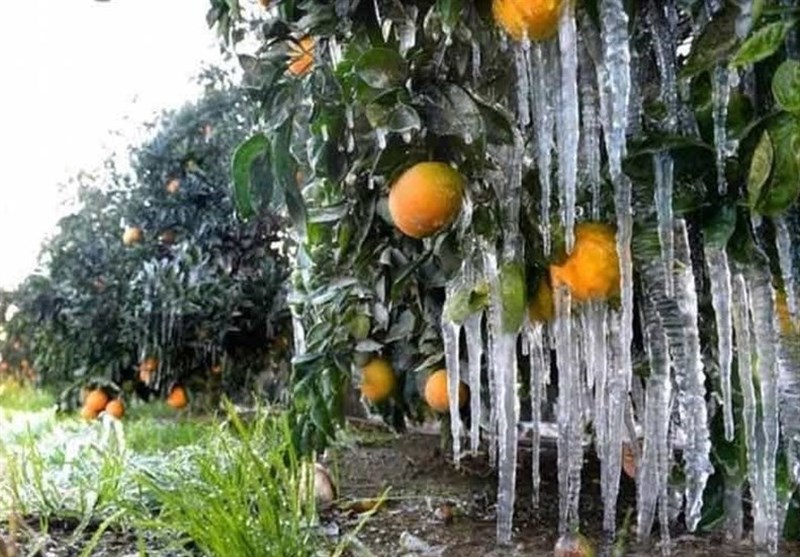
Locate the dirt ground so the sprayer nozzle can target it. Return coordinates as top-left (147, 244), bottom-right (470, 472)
top-left (329, 428), bottom-right (800, 557)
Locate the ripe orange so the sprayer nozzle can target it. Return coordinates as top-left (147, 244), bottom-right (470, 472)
top-left (211, 364), bottom-right (223, 375)
top-left (80, 404), bottom-right (99, 421)
top-left (123, 226), bottom-right (143, 246)
top-left (360, 358), bottom-right (397, 403)
top-left (139, 357), bottom-right (158, 384)
top-left (159, 230), bottom-right (177, 245)
top-left (493, 0), bottom-right (563, 41)
top-left (388, 162), bottom-right (465, 239)
top-left (528, 275), bottom-right (554, 323)
top-left (166, 178), bottom-right (180, 194)
top-left (288, 36), bottom-right (314, 77)
top-left (424, 369), bottom-right (468, 414)
top-left (549, 222), bottom-right (620, 302)
top-left (105, 399), bottom-right (125, 419)
top-left (85, 389), bottom-right (109, 413)
top-left (167, 385), bottom-right (189, 409)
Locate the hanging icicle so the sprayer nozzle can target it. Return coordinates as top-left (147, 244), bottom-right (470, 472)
top-left (704, 245), bottom-right (735, 441)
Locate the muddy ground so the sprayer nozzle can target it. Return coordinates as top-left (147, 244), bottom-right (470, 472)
top-left (3, 426), bottom-right (800, 556)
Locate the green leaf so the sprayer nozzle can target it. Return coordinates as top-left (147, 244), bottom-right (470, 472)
top-left (755, 114), bottom-right (800, 216)
top-left (355, 48), bottom-right (408, 90)
top-left (747, 130), bottom-right (774, 211)
top-left (436, 0), bottom-right (462, 31)
top-left (731, 19), bottom-right (798, 67)
top-left (231, 134), bottom-right (269, 220)
top-left (500, 262), bottom-right (526, 333)
top-left (703, 205), bottom-right (738, 249)
top-left (773, 60), bottom-right (800, 114)
top-left (424, 84), bottom-right (484, 144)
top-left (680, 6), bottom-right (738, 79)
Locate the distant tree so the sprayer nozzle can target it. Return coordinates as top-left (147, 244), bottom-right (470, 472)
top-left (1, 68), bottom-right (291, 406)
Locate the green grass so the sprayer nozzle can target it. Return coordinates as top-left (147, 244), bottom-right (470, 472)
top-left (0, 395), bottom-right (342, 557)
top-left (0, 380), bottom-right (56, 412)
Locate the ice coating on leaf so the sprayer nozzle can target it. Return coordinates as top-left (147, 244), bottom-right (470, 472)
top-left (712, 65), bottom-right (731, 195)
top-left (704, 245), bottom-right (734, 441)
top-left (746, 266), bottom-right (780, 553)
top-left (557, 0), bottom-right (579, 253)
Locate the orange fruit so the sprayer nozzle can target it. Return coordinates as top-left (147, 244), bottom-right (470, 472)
top-left (259, 0), bottom-right (270, 6)
top-left (528, 275), bottom-right (554, 323)
top-left (211, 364), bottom-right (223, 375)
top-left (424, 369), bottom-right (468, 414)
top-left (622, 442), bottom-right (637, 479)
top-left (159, 230), bottom-right (177, 245)
top-left (105, 399), bottom-right (125, 419)
top-left (360, 358), bottom-right (397, 403)
top-left (84, 389), bottom-right (109, 413)
top-left (80, 404), bottom-right (99, 421)
top-left (493, 0), bottom-right (563, 41)
top-left (288, 36), bottom-right (314, 76)
top-left (167, 385), bottom-right (189, 409)
top-left (550, 222), bottom-right (620, 302)
top-left (388, 162), bottom-right (465, 239)
top-left (123, 226), bottom-right (143, 246)
top-left (166, 178), bottom-right (180, 194)
top-left (139, 357), bottom-right (158, 384)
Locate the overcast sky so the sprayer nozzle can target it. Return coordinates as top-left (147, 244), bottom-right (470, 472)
top-left (0, 1), bottom-right (222, 289)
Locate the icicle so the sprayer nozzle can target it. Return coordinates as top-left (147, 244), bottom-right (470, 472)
top-left (637, 297), bottom-right (673, 546)
top-left (673, 220), bottom-right (712, 532)
top-left (723, 482), bottom-right (744, 541)
top-left (704, 245), bottom-right (734, 441)
top-left (441, 296), bottom-right (464, 468)
top-left (746, 265), bottom-right (780, 554)
top-left (526, 322), bottom-right (546, 508)
top-left (599, 0), bottom-right (632, 534)
top-left (731, 273), bottom-right (760, 515)
top-left (583, 301), bottom-right (608, 451)
top-left (775, 216), bottom-right (799, 329)
top-left (531, 41), bottom-right (557, 256)
top-left (654, 153), bottom-right (675, 296)
top-left (557, 0), bottom-right (579, 252)
top-left (514, 38), bottom-right (532, 129)
top-left (648, 1), bottom-right (679, 296)
top-left (471, 40), bottom-right (482, 87)
top-left (554, 285), bottom-right (582, 535)
top-left (464, 311), bottom-right (483, 455)
top-left (711, 65), bottom-right (731, 195)
top-left (578, 39), bottom-right (601, 221)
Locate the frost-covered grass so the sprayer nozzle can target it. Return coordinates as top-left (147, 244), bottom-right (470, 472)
top-left (0, 388), bottom-right (330, 556)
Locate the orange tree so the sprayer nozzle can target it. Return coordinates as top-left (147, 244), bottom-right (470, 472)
top-left (1, 69), bottom-right (290, 404)
top-left (210, 0), bottom-right (800, 543)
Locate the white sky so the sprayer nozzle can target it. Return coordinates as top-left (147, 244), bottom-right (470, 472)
top-left (0, 0), bottom-right (222, 290)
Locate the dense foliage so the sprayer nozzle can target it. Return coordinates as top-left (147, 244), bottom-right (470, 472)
top-left (209, 0), bottom-right (800, 539)
top-left (0, 70), bottom-right (291, 405)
